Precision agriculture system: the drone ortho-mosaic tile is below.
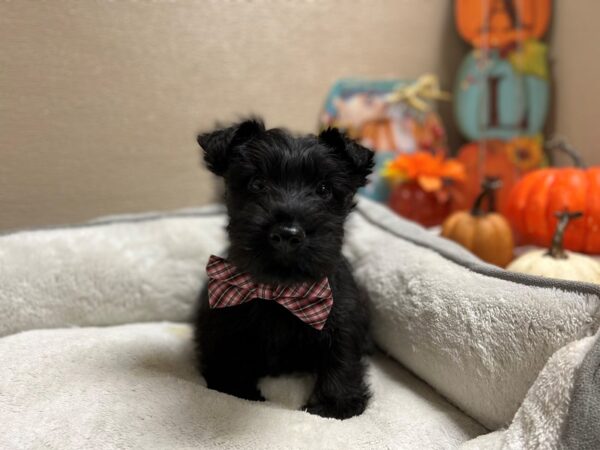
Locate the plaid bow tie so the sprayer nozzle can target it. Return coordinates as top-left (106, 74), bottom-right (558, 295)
top-left (206, 255), bottom-right (334, 330)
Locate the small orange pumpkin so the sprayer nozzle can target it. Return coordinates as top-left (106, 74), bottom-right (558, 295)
top-left (455, 0), bottom-right (551, 48)
top-left (506, 140), bottom-right (600, 254)
top-left (442, 178), bottom-right (514, 267)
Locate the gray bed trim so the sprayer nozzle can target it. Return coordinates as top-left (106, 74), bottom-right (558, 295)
top-left (0, 205), bottom-right (227, 239)
top-left (354, 202), bottom-right (600, 300)
top-left (562, 333), bottom-right (600, 449)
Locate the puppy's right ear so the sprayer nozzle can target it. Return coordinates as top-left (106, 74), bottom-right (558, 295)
top-left (319, 127), bottom-right (374, 188)
top-left (197, 118), bottom-right (265, 176)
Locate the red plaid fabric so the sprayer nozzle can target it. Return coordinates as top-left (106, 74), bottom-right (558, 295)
top-left (206, 255), bottom-right (333, 330)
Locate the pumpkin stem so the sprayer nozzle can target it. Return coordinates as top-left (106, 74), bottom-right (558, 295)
top-left (547, 210), bottom-right (583, 259)
top-left (471, 177), bottom-right (501, 216)
top-left (502, 0), bottom-right (521, 29)
top-left (546, 137), bottom-right (586, 168)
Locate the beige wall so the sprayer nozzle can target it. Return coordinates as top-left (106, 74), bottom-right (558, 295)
top-left (0, 1), bottom-right (597, 231)
top-left (0, 0), bottom-right (463, 230)
top-left (548, 1), bottom-right (600, 166)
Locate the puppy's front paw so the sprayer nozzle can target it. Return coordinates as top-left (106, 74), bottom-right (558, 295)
top-left (206, 379), bottom-right (265, 402)
top-left (237, 387), bottom-right (266, 402)
top-left (303, 396), bottom-right (368, 420)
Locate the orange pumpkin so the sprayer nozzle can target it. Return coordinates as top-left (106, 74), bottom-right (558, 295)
top-left (442, 178), bottom-right (514, 267)
top-left (455, 0), bottom-right (552, 48)
top-left (452, 140), bottom-right (532, 215)
top-left (506, 141), bottom-right (600, 254)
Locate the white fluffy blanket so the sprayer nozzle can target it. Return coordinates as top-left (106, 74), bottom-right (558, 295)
top-left (0, 323), bottom-right (485, 449)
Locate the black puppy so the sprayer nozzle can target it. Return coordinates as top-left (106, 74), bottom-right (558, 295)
top-left (194, 118), bottom-right (374, 419)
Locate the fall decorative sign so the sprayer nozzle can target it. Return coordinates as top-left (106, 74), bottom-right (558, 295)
top-left (454, 48), bottom-right (549, 142)
top-left (318, 76), bottom-right (451, 204)
top-left (452, 136), bottom-right (544, 215)
top-left (452, 1), bottom-right (551, 226)
top-left (455, 0), bottom-right (552, 49)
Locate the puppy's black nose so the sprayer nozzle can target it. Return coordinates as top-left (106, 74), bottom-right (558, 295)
top-left (269, 224), bottom-right (305, 252)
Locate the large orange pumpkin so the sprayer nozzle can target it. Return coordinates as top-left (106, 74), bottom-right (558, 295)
top-left (455, 0), bottom-right (552, 48)
top-left (452, 140), bottom-right (534, 215)
top-left (506, 142), bottom-right (600, 254)
top-left (442, 178), bottom-right (514, 267)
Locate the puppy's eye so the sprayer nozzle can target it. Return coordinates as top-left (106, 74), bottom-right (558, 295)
top-left (316, 182), bottom-right (332, 199)
top-left (248, 177), bottom-right (267, 193)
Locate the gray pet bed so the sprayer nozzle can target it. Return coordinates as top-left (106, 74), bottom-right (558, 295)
top-left (0, 198), bottom-right (598, 449)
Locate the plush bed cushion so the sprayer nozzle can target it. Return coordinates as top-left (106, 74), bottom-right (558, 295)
top-left (346, 199), bottom-right (600, 429)
top-left (0, 205), bottom-right (227, 338)
top-left (0, 322), bottom-right (485, 449)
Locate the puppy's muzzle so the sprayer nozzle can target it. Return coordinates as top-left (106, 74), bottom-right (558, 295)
top-left (269, 223), bottom-right (305, 253)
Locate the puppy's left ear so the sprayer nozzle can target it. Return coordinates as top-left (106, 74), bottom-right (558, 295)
top-left (319, 128), bottom-right (374, 188)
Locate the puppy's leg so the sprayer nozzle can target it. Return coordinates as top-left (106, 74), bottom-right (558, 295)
top-left (304, 339), bottom-right (370, 419)
top-left (202, 348), bottom-right (265, 401)
top-left (204, 368), bottom-right (264, 401)
top-left (199, 325), bottom-right (265, 401)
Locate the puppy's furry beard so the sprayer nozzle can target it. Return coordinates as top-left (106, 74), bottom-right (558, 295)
top-left (225, 210), bottom-right (345, 285)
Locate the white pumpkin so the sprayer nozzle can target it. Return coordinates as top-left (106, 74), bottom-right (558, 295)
top-left (507, 249), bottom-right (600, 284)
top-left (507, 211), bottom-right (600, 284)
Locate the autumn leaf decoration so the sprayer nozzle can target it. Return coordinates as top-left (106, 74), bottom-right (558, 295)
top-left (382, 151), bottom-right (466, 192)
